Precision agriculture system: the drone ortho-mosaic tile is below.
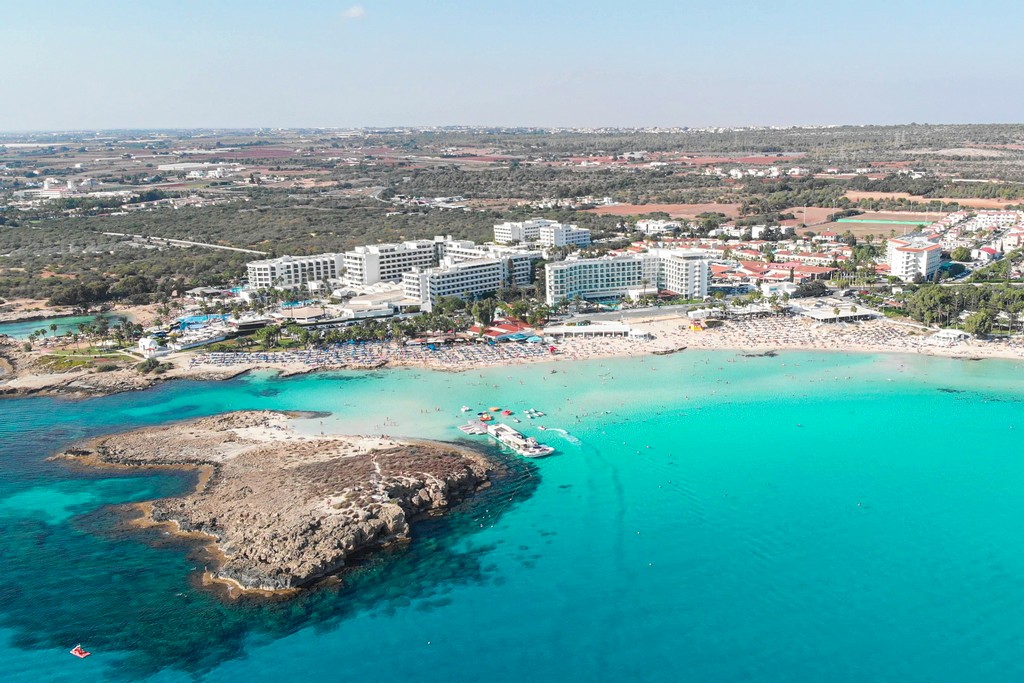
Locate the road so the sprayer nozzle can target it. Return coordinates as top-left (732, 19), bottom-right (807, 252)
top-left (98, 232), bottom-right (268, 255)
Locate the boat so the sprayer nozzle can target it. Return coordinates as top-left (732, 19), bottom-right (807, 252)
top-left (460, 406), bottom-right (471, 412)
top-left (70, 644), bottom-right (91, 659)
top-left (513, 418), bottom-right (520, 423)
top-left (537, 425), bottom-right (546, 431)
top-left (480, 414), bottom-right (494, 422)
top-left (501, 409), bottom-right (513, 416)
top-left (462, 421), bottom-right (554, 458)
top-left (489, 406), bottom-right (501, 412)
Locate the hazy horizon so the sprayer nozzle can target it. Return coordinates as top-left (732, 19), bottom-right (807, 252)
top-left (3, 0), bottom-right (1023, 131)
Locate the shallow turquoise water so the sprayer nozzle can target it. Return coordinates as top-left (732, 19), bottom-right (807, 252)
top-left (3, 351), bottom-right (1024, 682)
top-left (0, 314), bottom-right (127, 341)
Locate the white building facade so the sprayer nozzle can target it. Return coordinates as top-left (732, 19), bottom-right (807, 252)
top-left (538, 223), bottom-right (591, 248)
top-left (544, 250), bottom-right (710, 305)
top-left (434, 237), bottom-right (541, 286)
top-left (343, 240), bottom-right (437, 287)
top-left (247, 253), bottom-right (344, 289)
top-left (887, 236), bottom-right (942, 281)
top-left (493, 218), bottom-right (591, 248)
top-left (635, 219), bottom-right (681, 236)
top-left (493, 218), bottom-right (559, 244)
top-left (403, 259), bottom-right (508, 312)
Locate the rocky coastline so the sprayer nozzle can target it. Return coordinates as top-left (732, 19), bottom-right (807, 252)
top-left (54, 410), bottom-right (495, 593)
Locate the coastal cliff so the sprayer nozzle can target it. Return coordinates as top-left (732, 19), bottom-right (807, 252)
top-left (55, 411), bottom-right (494, 592)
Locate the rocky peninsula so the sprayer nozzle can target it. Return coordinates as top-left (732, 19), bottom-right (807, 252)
top-left (55, 411), bottom-right (495, 593)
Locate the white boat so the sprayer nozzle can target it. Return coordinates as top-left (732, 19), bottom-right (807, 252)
top-left (460, 421), bottom-right (555, 458)
top-left (460, 405), bottom-right (471, 412)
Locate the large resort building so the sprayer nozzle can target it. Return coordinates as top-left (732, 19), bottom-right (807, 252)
top-left (246, 253), bottom-right (345, 289)
top-left (545, 250), bottom-right (710, 305)
top-left (494, 218), bottom-right (591, 248)
top-left (887, 235), bottom-right (942, 282)
top-left (342, 240), bottom-right (437, 287)
top-left (402, 240), bottom-right (542, 312)
top-left (403, 259), bottom-right (509, 312)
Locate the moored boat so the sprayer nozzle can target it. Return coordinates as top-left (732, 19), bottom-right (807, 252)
top-left (458, 421), bottom-right (555, 458)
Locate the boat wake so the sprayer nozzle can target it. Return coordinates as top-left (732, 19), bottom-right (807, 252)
top-left (543, 428), bottom-right (581, 445)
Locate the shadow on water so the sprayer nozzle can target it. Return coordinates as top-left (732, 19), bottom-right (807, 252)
top-left (0, 443), bottom-right (539, 680)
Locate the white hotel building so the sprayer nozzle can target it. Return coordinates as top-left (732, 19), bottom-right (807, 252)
top-left (887, 235), bottom-right (942, 282)
top-left (403, 242), bottom-right (543, 312)
top-left (342, 240), bottom-right (438, 288)
top-left (434, 238), bottom-right (541, 286)
top-left (403, 260), bottom-right (508, 312)
top-left (494, 218), bottom-right (591, 248)
top-left (246, 253), bottom-right (345, 289)
top-left (493, 218), bottom-right (558, 244)
top-left (545, 250), bottom-right (710, 305)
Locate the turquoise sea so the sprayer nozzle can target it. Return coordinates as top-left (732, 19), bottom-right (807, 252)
top-left (3, 351), bottom-right (1024, 682)
top-left (0, 314), bottom-right (127, 341)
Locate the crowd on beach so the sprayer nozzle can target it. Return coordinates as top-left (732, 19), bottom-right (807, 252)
top-left (182, 315), bottom-right (1024, 375)
top-left (639, 316), bottom-right (1024, 359)
top-left (188, 340), bottom-right (556, 372)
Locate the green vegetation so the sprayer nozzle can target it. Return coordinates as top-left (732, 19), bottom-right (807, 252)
top-left (904, 283), bottom-right (1024, 333)
top-left (5, 124), bottom-right (1024, 312)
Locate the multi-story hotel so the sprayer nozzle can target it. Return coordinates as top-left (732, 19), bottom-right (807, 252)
top-left (887, 235), bottom-right (942, 282)
top-left (493, 218), bottom-right (559, 244)
top-left (538, 223), bottom-right (591, 248)
top-left (545, 250), bottom-right (710, 305)
top-left (435, 238), bottom-right (541, 286)
top-left (246, 253), bottom-right (344, 289)
top-left (342, 240), bottom-right (437, 287)
top-left (403, 259), bottom-right (509, 312)
top-left (494, 218), bottom-right (591, 248)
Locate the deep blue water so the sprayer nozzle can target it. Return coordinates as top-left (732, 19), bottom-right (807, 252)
top-left (3, 351), bottom-right (1024, 682)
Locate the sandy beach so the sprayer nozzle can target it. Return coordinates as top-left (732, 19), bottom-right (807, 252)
top-left (5, 312), bottom-right (1024, 400)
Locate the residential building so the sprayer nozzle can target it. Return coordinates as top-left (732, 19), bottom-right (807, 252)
top-left (544, 250), bottom-right (710, 305)
top-left (887, 235), bottom-right (942, 281)
top-left (247, 253), bottom-right (344, 289)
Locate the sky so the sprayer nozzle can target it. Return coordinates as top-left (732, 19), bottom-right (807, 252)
top-left (1, 0), bottom-right (1022, 131)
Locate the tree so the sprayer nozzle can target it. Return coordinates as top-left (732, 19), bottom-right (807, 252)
top-left (793, 280), bottom-right (829, 298)
top-left (951, 246), bottom-right (971, 262)
top-left (472, 298), bottom-right (497, 326)
top-left (963, 310), bottom-right (994, 337)
top-left (254, 324), bottom-right (281, 350)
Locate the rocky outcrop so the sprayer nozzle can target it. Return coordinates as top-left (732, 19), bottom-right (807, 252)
top-left (55, 411), bottom-right (493, 592)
